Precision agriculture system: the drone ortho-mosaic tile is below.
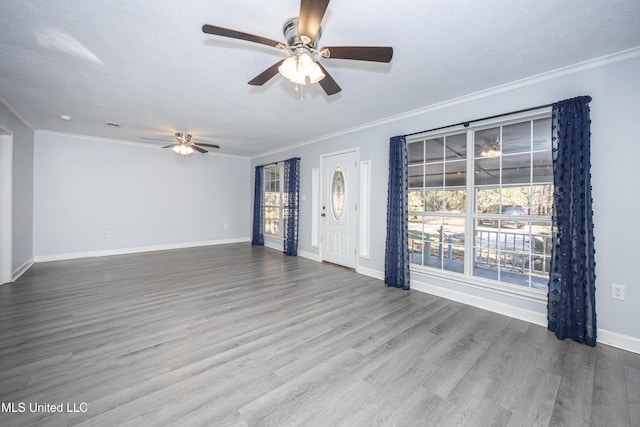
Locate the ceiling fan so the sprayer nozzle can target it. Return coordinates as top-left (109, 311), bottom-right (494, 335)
top-left (201, 0), bottom-right (393, 95)
top-left (141, 132), bottom-right (220, 155)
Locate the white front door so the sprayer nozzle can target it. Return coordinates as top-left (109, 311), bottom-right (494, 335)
top-left (321, 150), bottom-right (358, 269)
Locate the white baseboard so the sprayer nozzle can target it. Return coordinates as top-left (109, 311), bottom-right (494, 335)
top-left (298, 250), bottom-right (320, 262)
top-left (357, 265), bottom-right (384, 281)
top-left (410, 278), bottom-right (548, 327)
top-left (262, 242), bottom-right (320, 262)
top-left (597, 329), bottom-right (640, 354)
top-left (263, 241), bottom-right (282, 252)
top-left (11, 257), bottom-right (34, 282)
top-left (33, 238), bottom-right (250, 262)
top-left (410, 278), bottom-right (640, 354)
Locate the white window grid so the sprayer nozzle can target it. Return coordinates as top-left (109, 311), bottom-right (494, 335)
top-left (407, 114), bottom-right (553, 291)
top-left (263, 164), bottom-right (284, 238)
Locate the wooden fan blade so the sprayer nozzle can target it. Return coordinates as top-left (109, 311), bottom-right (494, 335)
top-left (316, 63), bottom-right (341, 96)
top-left (299, 0), bottom-right (330, 43)
top-left (321, 46), bottom-right (393, 62)
top-left (161, 144), bottom-right (177, 149)
top-left (191, 145), bottom-right (207, 154)
top-left (248, 60), bottom-right (285, 86)
top-left (193, 143), bottom-right (220, 149)
top-left (202, 24), bottom-right (282, 49)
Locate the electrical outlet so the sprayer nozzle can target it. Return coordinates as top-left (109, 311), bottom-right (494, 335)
top-left (104, 228), bottom-right (111, 238)
top-left (224, 224), bottom-right (228, 230)
top-left (611, 283), bottom-right (625, 300)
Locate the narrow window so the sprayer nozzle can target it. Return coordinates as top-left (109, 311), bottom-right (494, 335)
top-left (263, 164), bottom-right (284, 238)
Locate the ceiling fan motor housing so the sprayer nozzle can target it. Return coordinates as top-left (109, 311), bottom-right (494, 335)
top-left (175, 132), bottom-right (192, 144)
top-left (283, 18), bottom-right (321, 48)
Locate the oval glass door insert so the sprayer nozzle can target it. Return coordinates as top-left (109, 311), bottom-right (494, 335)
top-left (331, 168), bottom-right (345, 221)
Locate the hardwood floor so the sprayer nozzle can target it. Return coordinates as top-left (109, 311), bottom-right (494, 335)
top-left (1, 243), bottom-right (638, 426)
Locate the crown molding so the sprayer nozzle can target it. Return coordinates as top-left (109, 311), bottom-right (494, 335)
top-left (252, 46), bottom-right (640, 161)
top-left (35, 130), bottom-right (250, 160)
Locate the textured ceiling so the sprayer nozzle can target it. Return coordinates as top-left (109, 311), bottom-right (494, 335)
top-left (1, 0), bottom-right (639, 157)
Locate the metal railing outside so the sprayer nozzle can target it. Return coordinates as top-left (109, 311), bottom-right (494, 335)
top-left (409, 227), bottom-right (552, 281)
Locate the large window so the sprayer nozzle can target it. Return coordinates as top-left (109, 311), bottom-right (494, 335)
top-left (408, 115), bottom-right (553, 291)
top-left (264, 165), bottom-right (283, 237)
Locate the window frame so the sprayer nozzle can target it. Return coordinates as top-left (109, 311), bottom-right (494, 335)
top-left (263, 164), bottom-right (284, 239)
top-left (407, 109), bottom-right (553, 300)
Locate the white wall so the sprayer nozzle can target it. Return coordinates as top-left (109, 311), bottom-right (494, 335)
top-left (0, 100), bottom-right (34, 276)
top-left (34, 132), bottom-right (250, 258)
top-left (252, 51), bottom-right (640, 349)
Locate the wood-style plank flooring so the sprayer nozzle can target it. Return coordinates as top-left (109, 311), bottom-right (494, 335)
top-left (1, 243), bottom-right (638, 426)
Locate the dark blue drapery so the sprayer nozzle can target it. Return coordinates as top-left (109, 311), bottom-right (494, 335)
top-left (283, 157), bottom-right (300, 256)
top-left (251, 165), bottom-right (264, 246)
top-left (547, 95), bottom-right (597, 346)
top-left (385, 135), bottom-right (410, 290)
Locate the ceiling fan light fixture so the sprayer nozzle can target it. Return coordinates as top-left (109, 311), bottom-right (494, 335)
top-left (173, 144), bottom-right (194, 155)
top-left (291, 70), bottom-right (306, 85)
top-left (278, 56), bottom-right (298, 80)
top-left (309, 62), bottom-right (325, 83)
top-left (297, 53), bottom-right (315, 76)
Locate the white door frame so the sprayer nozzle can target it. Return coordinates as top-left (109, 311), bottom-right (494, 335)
top-left (0, 127), bottom-right (13, 284)
top-left (319, 147), bottom-right (359, 269)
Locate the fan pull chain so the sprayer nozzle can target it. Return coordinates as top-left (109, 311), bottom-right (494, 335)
top-left (294, 83), bottom-right (305, 101)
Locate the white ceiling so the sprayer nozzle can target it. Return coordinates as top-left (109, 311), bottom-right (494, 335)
top-left (1, 0), bottom-right (639, 157)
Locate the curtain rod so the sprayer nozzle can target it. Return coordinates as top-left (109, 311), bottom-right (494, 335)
top-left (404, 102), bottom-right (553, 138)
top-left (259, 157), bottom-right (301, 168)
